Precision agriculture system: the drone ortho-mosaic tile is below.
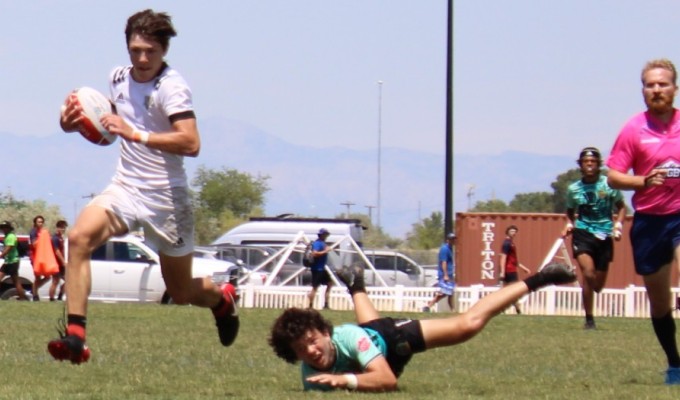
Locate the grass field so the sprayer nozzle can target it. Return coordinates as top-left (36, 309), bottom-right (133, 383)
top-left (1, 301), bottom-right (679, 399)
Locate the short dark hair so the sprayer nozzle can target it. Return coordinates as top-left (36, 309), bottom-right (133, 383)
top-left (125, 9), bottom-right (177, 51)
top-left (269, 308), bottom-right (334, 364)
top-left (33, 215), bottom-right (45, 225)
top-left (577, 146), bottom-right (602, 167)
top-left (506, 225), bottom-right (518, 235)
top-left (56, 220), bottom-right (68, 229)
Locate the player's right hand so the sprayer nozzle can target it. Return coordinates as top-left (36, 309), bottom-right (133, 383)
top-left (59, 92), bottom-right (84, 133)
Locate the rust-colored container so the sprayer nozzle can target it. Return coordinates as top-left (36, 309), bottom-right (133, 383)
top-left (454, 212), bottom-right (653, 289)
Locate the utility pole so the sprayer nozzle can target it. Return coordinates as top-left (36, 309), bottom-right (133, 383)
top-left (340, 201), bottom-right (355, 218)
top-left (365, 205), bottom-right (376, 225)
top-left (377, 80), bottom-right (383, 230)
top-left (444, 0), bottom-right (454, 239)
top-left (466, 184), bottom-right (475, 211)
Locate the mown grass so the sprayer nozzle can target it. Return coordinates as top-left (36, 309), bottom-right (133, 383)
top-left (1, 302), bottom-right (679, 399)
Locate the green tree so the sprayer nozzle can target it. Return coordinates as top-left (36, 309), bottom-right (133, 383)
top-left (406, 211), bottom-right (445, 250)
top-left (192, 166), bottom-right (270, 218)
top-left (470, 199), bottom-right (510, 212)
top-left (191, 166), bottom-right (270, 244)
top-left (508, 192), bottom-right (554, 212)
top-left (339, 213), bottom-right (402, 249)
top-left (0, 194), bottom-right (64, 234)
top-left (468, 168), bottom-right (588, 214)
top-left (551, 168), bottom-right (582, 213)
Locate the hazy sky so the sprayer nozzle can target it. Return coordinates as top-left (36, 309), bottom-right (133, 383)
top-left (1, 1), bottom-right (447, 153)
top-left (5, 1), bottom-right (680, 236)
top-left (5, 1), bottom-right (680, 160)
top-left (455, 0), bottom-right (680, 157)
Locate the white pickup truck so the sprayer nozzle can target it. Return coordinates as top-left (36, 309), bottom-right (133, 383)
top-left (0, 235), bottom-right (263, 303)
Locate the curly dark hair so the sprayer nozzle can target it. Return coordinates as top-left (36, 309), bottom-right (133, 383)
top-left (269, 308), bottom-right (334, 364)
top-left (125, 9), bottom-right (177, 51)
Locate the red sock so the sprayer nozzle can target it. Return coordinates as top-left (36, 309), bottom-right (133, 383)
top-left (211, 284), bottom-right (235, 318)
top-left (67, 324), bottom-right (86, 340)
top-left (66, 314), bottom-right (87, 340)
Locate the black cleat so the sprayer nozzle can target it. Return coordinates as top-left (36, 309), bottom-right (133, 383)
top-left (539, 262), bottom-right (577, 286)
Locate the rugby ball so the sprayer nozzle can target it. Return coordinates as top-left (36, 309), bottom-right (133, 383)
top-left (71, 87), bottom-right (117, 146)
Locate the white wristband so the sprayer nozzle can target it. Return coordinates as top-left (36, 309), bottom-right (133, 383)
top-left (566, 223), bottom-right (574, 229)
top-left (344, 374), bottom-right (358, 390)
top-left (133, 130), bottom-right (150, 145)
top-left (614, 221), bottom-right (623, 230)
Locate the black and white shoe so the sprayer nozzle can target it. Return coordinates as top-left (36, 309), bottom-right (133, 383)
top-left (335, 264), bottom-right (366, 294)
top-left (539, 262), bottom-right (577, 286)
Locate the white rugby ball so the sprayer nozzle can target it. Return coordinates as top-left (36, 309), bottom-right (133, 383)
top-left (72, 87), bottom-right (117, 146)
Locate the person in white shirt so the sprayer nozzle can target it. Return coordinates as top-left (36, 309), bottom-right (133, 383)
top-left (50, 9), bottom-right (239, 364)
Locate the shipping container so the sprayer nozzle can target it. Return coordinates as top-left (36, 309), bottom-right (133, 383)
top-left (453, 212), bottom-right (669, 289)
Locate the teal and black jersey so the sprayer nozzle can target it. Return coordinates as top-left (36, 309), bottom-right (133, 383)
top-left (566, 175), bottom-right (623, 236)
top-left (301, 324), bottom-right (384, 391)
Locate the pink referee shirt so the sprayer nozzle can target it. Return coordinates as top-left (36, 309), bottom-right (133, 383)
top-left (607, 110), bottom-right (680, 214)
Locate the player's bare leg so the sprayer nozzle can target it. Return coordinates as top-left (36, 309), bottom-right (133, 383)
top-left (420, 263), bottom-right (576, 349)
top-left (48, 206), bottom-right (124, 364)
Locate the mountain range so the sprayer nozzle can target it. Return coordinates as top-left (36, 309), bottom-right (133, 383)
top-left (0, 118), bottom-right (573, 238)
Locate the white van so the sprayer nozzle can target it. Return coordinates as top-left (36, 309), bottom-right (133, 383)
top-left (212, 216), bottom-right (367, 285)
top-left (211, 218), bottom-right (438, 287)
top-left (212, 216), bottom-right (365, 247)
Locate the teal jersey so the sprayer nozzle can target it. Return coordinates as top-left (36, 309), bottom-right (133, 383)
top-left (301, 324), bottom-right (385, 391)
top-left (565, 175), bottom-right (623, 236)
top-left (3, 232), bottom-right (19, 264)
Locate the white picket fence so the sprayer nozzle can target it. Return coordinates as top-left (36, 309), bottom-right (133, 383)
top-left (237, 284), bottom-right (680, 319)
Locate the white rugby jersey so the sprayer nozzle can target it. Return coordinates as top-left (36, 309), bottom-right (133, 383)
top-left (108, 64), bottom-right (195, 189)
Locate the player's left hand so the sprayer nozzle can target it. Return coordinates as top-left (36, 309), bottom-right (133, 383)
top-left (613, 222), bottom-right (623, 241)
top-left (644, 168), bottom-right (667, 187)
top-left (100, 114), bottom-right (133, 141)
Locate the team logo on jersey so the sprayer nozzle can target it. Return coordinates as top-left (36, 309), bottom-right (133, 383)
top-left (357, 337), bottom-right (371, 352)
top-left (656, 160), bottom-right (680, 179)
top-left (144, 96), bottom-right (155, 110)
